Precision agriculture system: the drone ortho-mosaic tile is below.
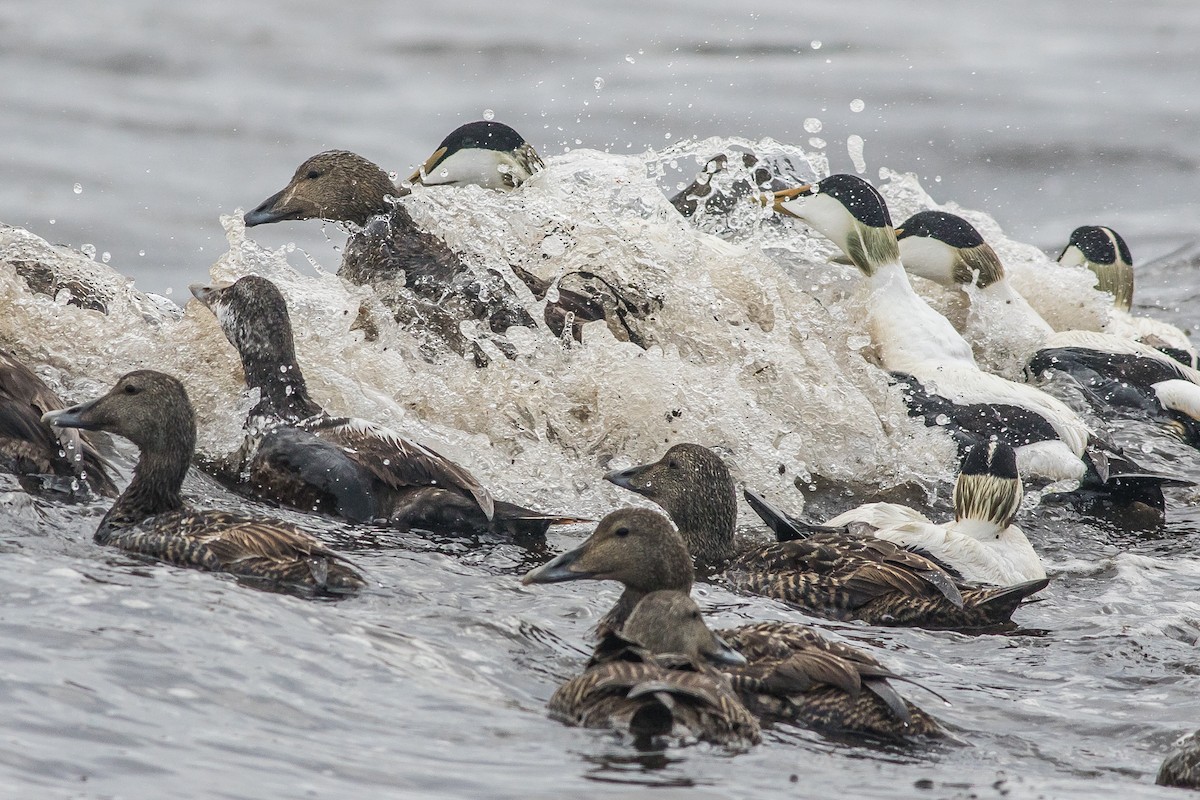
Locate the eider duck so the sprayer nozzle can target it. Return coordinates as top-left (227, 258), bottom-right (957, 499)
top-left (191, 275), bottom-right (580, 537)
top-left (605, 443), bottom-right (1045, 629)
top-left (771, 175), bottom-right (1178, 510)
top-left (548, 588), bottom-right (761, 748)
top-left (1058, 225), bottom-right (1198, 367)
top-left (43, 370), bottom-right (364, 594)
top-left (1158, 729), bottom-right (1200, 789)
top-left (750, 441), bottom-right (1045, 586)
top-left (408, 120), bottom-right (544, 190)
top-left (0, 349), bottom-right (117, 497)
top-left (524, 508), bottom-right (943, 738)
top-left (894, 211), bottom-right (1200, 444)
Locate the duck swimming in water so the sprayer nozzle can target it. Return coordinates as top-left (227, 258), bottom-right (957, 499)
top-left (771, 175), bottom-right (1179, 510)
top-left (1158, 729), bottom-right (1200, 789)
top-left (605, 443), bottom-right (1045, 630)
top-left (43, 370), bottom-right (364, 594)
top-left (524, 508), bottom-right (943, 738)
top-left (749, 441), bottom-right (1045, 587)
top-left (1058, 225), bottom-right (1198, 367)
top-left (0, 349), bottom-right (117, 498)
top-left (548, 587), bottom-right (761, 748)
top-left (895, 211), bottom-right (1200, 445)
top-left (190, 274), bottom-right (580, 537)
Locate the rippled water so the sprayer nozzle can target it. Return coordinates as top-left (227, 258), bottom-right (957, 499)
top-left (2, 3), bottom-right (1200, 799)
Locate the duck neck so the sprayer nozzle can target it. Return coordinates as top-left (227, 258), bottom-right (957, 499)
top-left (97, 447), bottom-right (190, 540)
top-left (243, 355), bottom-right (321, 423)
top-left (671, 488), bottom-right (739, 568)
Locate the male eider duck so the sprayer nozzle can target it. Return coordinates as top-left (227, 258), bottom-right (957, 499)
top-left (191, 275), bottom-right (580, 537)
top-left (44, 370), bottom-right (364, 594)
top-left (1158, 729), bottom-right (1200, 789)
top-left (547, 587), bottom-right (761, 748)
top-left (895, 211), bottom-right (1200, 444)
top-left (771, 175), bottom-right (1178, 510)
top-left (408, 120), bottom-right (544, 190)
top-left (1058, 225), bottom-right (1198, 367)
top-left (605, 443), bottom-right (1046, 630)
top-left (750, 441), bottom-right (1045, 587)
top-left (0, 350), bottom-right (117, 498)
top-left (524, 508), bottom-right (943, 738)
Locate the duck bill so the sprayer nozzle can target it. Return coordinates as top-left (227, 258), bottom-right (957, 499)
top-left (244, 188), bottom-right (304, 227)
top-left (408, 146), bottom-right (448, 186)
top-left (771, 183), bottom-right (815, 217)
top-left (188, 282), bottom-right (221, 307)
top-left (603, 463), bottom-right (651, 494)
top-left (707, 633), bottom-right (747, 667)
top-left (42, 397), bottom-right (103, 431)
top-left (521, 545), bottom-right (595, 585)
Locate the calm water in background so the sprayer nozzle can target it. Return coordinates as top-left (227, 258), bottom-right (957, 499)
top-left (3, 3), bottom-right (1200, 800)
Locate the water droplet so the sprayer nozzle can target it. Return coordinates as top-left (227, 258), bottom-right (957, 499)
top-left (934, 175), bottom-right (942, 183)
top-left (849, 98), bottom-right (865, 113)
top-left (81, 243), bottom-right (96, 259)
top-left (935, 414), bottom-right (951, 426)
top-left (664, 132), bottom-right (672, 140)
top-left (138, 249), bottom-right (146, 256)
top-left (72, 183), bottom-right (83, 194)
top-left (810, 40), bottom-right (822, 50)
top-left (803, 117), bottom-right (822, 133)
top-left (48, 218), bottom-right (55, 225)
top-left (847, 334), bottom-right (871, 350)
top-left (482, 108), bottom-right (495, 121)
top-left (101, 251), bottom-right (111, 263)
top-left (808, 137), bottom-right (826, 149)
top-left (625, 54), bottom-right (636, 64)
top-left (593, 76), bottom-right (605, 90)
top-left (847, 135), bottom-right (867, 174)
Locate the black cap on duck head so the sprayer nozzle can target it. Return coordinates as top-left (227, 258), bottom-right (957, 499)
top-left (896, 210), bottom-right (984, 249)
top-left (1057, 225), bottom-right (1134, 311)
top-left (772, 174), bottom-right (898, 275)
top-left (895, 210), bottom-right (1005, 288)
top-left (605, 443), bottom-right (737, 567)
top-left (44, 370), bottom-right (197, 458)
top-left (410, 120), bottom-right (544, 190)
top-left (521, 507), bottom-right (694, 594)
top-left (622, 590), bottom-right (746, 667)
top-left (954, 439), bottom-right (1022, 527)
top-left (244, 150), bottom-right (399, 227)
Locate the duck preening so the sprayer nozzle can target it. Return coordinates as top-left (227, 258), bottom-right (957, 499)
top-left (771, 174), bottom-right (1185, 512)
top-left (524, 507), bottom-right (943, 738)
top-left (607, 443), bottom-right (1047, 629)
top-left (43, 370), bottom-right (364, 594)
top-left (0, 349), bottom-right (117, 498)
top-left (190, 275), bottom-right (582, 538)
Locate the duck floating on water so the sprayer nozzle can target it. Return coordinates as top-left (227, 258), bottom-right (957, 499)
top-left (1158, 729), bottom-right (1200, 789)
top-left (771, 175), bottom-right (1180, 512)
top-left (605, 443), bottom-right (1045, 629)
top-left (191, 274), bottom-right (581, 537)
top-left (524, 507), bottom-right (943, 738)
top-left (44, 370), bottom-right (364, 594)
top-left (895, 210), bottom-right (1200, 445)
top-left (0, 349), bottom-right (117, 498)
top-left (548, 587), bottom-right (761, 748)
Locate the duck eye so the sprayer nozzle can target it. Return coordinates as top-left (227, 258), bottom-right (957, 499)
top-left (123, 384), bottom-right (140, 395)
top-left (690, 611), bottom-right (701, 620)
top-left (614, 527), bottom-right (630, 538)
top-left (667, 460), bottom-right (680, 470)
top-left (305, 169), bottom-right (321, 180)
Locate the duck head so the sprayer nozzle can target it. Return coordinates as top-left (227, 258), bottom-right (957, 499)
top-left (953, 439), bottom-right (1022, 528)
top-left (410, 120), bottom-right (543, 190)
top-left (244, 150), bottom-right (399, 227)
top-left (622, 590), bottom-right (746, 667)
top-left (604, 443), bottom-right (737, 567)
top-left (1057, 225), bottom-right (1134, 312)
top-left (772, 173), bottom-right (900, 275)
top-left (895, 210), bottom-right (1006, 289)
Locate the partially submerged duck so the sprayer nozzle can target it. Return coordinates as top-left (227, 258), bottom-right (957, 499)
top-left (0, 349), bottom-right (117, 497)
top-left (771, 175), bottom-right (1180, 511)
top-left (1058, 225), bottom-right (1198, 367)
top-left (895, 211), bottom-right (1200, 444)
top-left (549, 588), bottom-right (761, 748)
top-left (753, 441), bottom-right (1045, 586)
top-left (190, 275), bottom-right (580, 537)
top-left (43, 370), bottom-right (364, 594)
top-left (1158, 729), bottom-right (1200, 789)
top-left (524, 508), bottom-right (943, 738)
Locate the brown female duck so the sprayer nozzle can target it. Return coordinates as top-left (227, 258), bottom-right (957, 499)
top-left (550, 588), bottom-right (760, 748)
top-left (524, 508), bottom-right (943, 739)
top-left (1, 349), bottom-right (117, 497)
top-left (191, 275), bottom-right (579, 537)
top-left (44, 370), bottom-right (364, 594)
top-left (605, 443), bottom-right (1048, 629)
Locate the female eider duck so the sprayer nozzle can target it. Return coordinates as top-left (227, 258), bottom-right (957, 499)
top-left (43, 370), bottom-right (364, 594)
top-left (1158, 729), bottom-right (1200, 789)
top-left (190, 275), bottom-right (580, 537)
top-left (1058, 225), bottom-right (1198, 367)
top-left (748, 441), bottom-right (1045, 587)
top-left (771, 175), bottom-right (1178, 510)
top-left (1, 349), bottom-right (117, 497)
top-left (895, 211), bottom-right (1200, 444)
top-left (547, 587), bottom-right (760, 748)
top-left (524, 508), bottom-right (944, 738)
top-left (605, 443), bottom-right (1046, 630)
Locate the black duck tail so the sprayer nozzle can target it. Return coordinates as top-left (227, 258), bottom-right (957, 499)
top-left (1078, 448), bottom-right (1192, 513)
top-left (964, 577), bottom-right (1051, 621)
top-left (489, 499), bottom-right (590, 538)
top-left (742, 488), bottom-right (835, 542)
